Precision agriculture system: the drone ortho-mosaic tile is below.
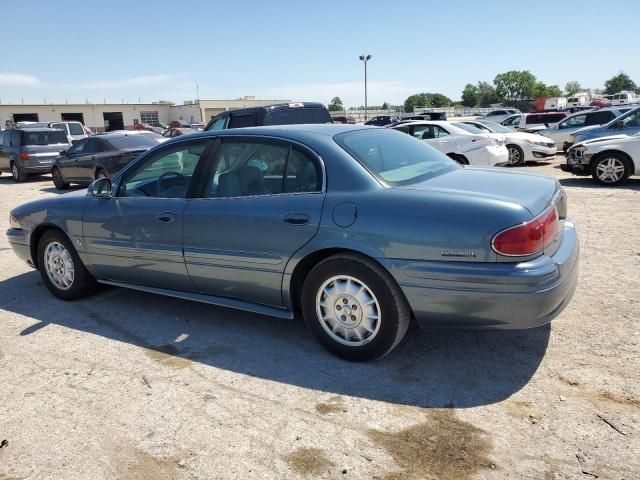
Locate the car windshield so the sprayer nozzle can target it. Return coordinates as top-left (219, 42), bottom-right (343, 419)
top-left (105, 134), bottom-right (159, 149)
top-left (23, 130), bottom-right (69, 145)
top-left (335, 128), bottom-right (456, 186)
top-left (477, 121), bottom-right (513, 133)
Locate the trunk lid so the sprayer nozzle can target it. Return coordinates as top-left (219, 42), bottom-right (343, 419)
top-left (397, 166), bottom-right (559, 217)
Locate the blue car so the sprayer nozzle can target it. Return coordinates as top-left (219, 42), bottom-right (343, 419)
top-left (6, 125), bottom-right (579, 361)
top-left (570, 106), bottom-right (640, 147)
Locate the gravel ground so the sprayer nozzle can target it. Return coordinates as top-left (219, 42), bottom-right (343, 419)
top-left (0, 158), bottom-right (638, 480)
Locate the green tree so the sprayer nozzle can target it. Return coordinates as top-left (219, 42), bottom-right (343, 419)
top-left (494, 70), bottom-right (537, 102)
top-left (565, 81), bottom-right (581, 96)
top-left (477, 81), bottom-right (500, 107)
top-left (381, 101), bottom-right (389, 109)
top-left (461, 84), bottom-right (479, 107)
top-left (604, 72), bottom-right (637, 95)
top-left (427, 93), bottom-right (452, 107)
top-left (403, 93), bottom-right (431, 112)
top-left (532, 82), bottom-right (563, 97)
top-left (328, 96), bottom-right (344, 112)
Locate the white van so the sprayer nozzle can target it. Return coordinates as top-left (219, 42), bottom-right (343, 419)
top-left (611, 91), bottom-right (637, 106)
top-left (566, 93), bottom-right (590, 107)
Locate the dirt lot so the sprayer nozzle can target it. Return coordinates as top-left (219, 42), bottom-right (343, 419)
top-left (0, 159), bottom-right (638, 480)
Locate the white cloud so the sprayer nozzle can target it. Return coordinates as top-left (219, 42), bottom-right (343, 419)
top-left (0, 73), bottom-right (41, 87)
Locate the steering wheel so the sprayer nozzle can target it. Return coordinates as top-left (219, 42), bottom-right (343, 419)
top-left (157, 171), bottom-right (188, 195)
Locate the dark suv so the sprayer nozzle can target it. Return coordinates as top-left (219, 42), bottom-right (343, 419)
top-left (0, 128), bottom-right (71, 182)
top-left (205, 102), bottom-right (332, 130)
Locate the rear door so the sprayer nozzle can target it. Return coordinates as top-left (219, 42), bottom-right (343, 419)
top-left (59, 138), bottom-right (89, 180)
top-left (182, 137), bottom-right (325, 307)
top-left (76, 138), bottom-right (107, 181)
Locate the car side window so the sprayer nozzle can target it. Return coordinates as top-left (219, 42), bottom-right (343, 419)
top-left (119, 141), bottom-right (207, 198)
top-left (620, 111), bottom-right (640, 128)
top-left (412, 125), bottom-right (433, 139)
top-left (0, 132), bottom-right (4, 148)
top-left (68, 138), bottom-right (89, 155)
top-left (84, 139), bottom-right (105, 154)
top-left (562, 115), bottom-right (586, 128)
top-left (206, 141), bottom-right (288, 197)
top-left (210, 117), bottom-right (227, 130)
top-left (205, 141), bottom-right (321, 198)
top-left (434, 126), bottom-right (449, 138)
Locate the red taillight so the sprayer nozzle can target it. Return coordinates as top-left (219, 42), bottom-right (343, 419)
top-left (19, 152), bottom-right (30, 161)
top-left (492, 207), bottom-right (558, 256)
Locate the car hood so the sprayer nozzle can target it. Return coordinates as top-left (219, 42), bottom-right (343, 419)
top-left (506, 131), bottom-right (554, 143)
top-left (397, 166), bottom-right (558, 216)
top-left (572, 134), bottom-right (631, 148)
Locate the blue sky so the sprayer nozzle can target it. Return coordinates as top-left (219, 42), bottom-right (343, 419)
top-left (1, 0), bottom-right (638, 107)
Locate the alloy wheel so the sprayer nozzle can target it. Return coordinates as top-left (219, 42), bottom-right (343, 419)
top-left (44, 241), bottom-right (75, 290)
top-left (316, 275), bottom-right (381, 347)
top-left (596, 157), bottom-right (625, 183)
top-left (507, 146), bottom-right (521, 165)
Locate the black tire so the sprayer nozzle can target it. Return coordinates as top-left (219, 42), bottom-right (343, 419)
top-left (11, 162), bottom-right (27, 182)
top-left (591, 153), bottom-right (631, 186)
top-left (301, 253), bottom-right (411, 361)
top-left (52, 167), bottom-right (70, 190)
top-left (95, 169), bottom-right (107, 180)
top-left (447, 153), bottom-right (469, 165)
top-left (506, 144), bottom-right (525, 166)
top-left (37, 230), bottom-right (98, 300)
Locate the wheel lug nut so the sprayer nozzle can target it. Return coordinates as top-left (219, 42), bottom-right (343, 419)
top-left (343, 299), bottom-right (348, 304)
top-left (352, 305), bottom-right (357, 310)
top-left (341, 315), bottom-right (346, 321)
top-left (336, 305), bottom-right (342, 310)
top-left (351, 315), bottom-right (356, 321)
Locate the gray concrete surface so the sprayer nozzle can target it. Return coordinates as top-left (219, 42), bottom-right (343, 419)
top-left (0, 159), bottom-right (638, 479)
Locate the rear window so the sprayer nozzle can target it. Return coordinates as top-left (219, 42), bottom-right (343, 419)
top-left (526, 114), bottom-right (564, 125)
top-left (22, 130), bottom-right (69, 145)
top-left (105, 134), bottom-right (159, 150)
top-left (335, 128), bottom-right (455, 186)
top-left (266, 107), bottom-right (332, 125)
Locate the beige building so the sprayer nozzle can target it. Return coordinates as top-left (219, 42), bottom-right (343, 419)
top-left (0, 96), bottom-right (291, 131)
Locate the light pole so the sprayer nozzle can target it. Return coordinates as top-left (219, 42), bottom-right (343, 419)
top-left (359, 54), bottom-right (372, 121)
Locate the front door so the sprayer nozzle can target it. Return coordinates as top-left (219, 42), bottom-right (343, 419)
top-left (183, 138), bottom-right (325, 307)
top-left (83, 139), bottom-right (211, 291)
top-left (58, 137), bottom-right (89, 181)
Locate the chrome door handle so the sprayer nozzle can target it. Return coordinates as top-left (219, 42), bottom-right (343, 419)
top-left (156, 211), bottom-right (176, 223)
top-left (283, 213), bottom-right (310, 225)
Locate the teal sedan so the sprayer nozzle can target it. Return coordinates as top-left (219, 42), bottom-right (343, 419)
top-left (7, 125), bottom-right (579, 361)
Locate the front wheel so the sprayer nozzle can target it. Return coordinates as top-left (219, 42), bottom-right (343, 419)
top-left (37, 230), bottom-right (97, 300)
top-left (301, 253), bottom-right (411, 361)
top-left (507, 144), bottom-right (525, 166)
top-left (591, 153), bottom-right (630, 186)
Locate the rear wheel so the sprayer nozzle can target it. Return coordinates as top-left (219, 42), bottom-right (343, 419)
top-left (301, 253), bottom-right (411, 361)
top-left (507, 144), bottom-right (525, 166)
top-left (37, 230), bottom-right (97, 300)
top-left (591, 153), bottom-right (630, 186)
top-left (11, 162), bottom-right (27, 182)
top-left (52, 167), bottom-right (70, 190)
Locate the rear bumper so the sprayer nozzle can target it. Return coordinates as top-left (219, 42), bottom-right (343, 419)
top-left (383, 220), bottom-right (579, 330)
top-left (6, 228), bottom-right (34, 267)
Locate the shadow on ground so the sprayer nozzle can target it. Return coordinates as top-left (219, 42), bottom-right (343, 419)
top-left (559, 176), bottom-right (640, 190)
top-left (0, 270), bottom-right (550, 409)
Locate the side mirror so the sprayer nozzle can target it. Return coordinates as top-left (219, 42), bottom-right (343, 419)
top-left (59, 150), bottom-right (68, 156)
top-left (88, 177), bottom-right (112, 198)
top-left (615, 120), bottom-right (625, 129)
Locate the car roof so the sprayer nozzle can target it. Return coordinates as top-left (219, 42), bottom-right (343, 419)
top-left (173, 124), bottom-right (376, 140)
